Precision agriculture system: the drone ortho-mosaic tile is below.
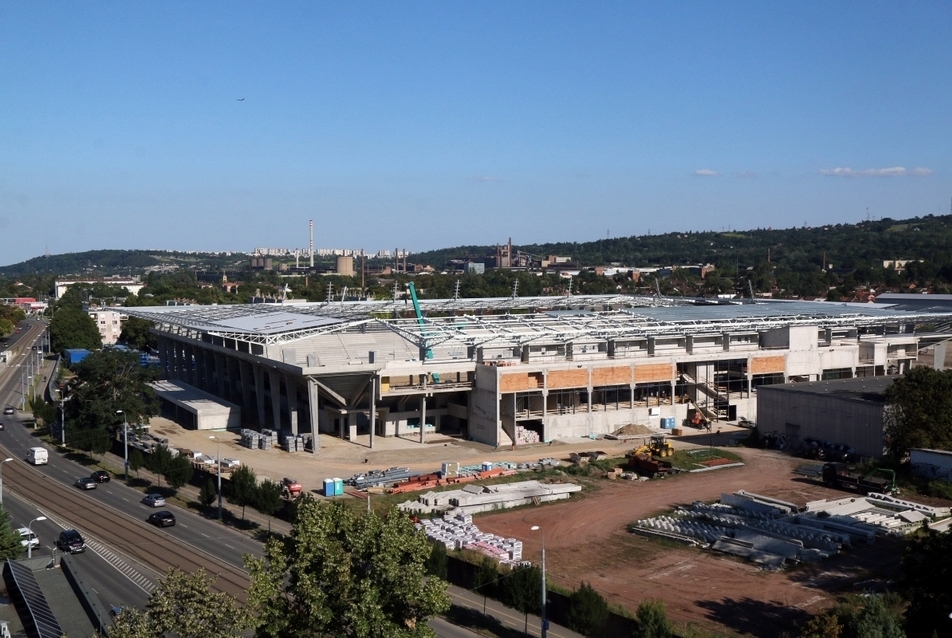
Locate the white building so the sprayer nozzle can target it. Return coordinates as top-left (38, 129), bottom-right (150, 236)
top-left (89, 309), bottom-right (126, 345)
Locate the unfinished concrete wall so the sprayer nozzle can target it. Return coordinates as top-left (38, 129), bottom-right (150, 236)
top-left (469, 365), bottom-right (500, 446)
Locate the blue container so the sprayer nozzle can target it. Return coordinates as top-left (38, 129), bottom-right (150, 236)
top-left (323, 478), bottom-right (335, 496)
top-left (333, 478), bottom-right (344, 496)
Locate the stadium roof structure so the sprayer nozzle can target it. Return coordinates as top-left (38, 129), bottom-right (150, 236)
top-left (123, 295), bottom-right (952, 351)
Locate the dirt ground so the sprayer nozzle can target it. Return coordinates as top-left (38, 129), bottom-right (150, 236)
top-left (475, 448), bottom-right (905, 637)
top-left (145, 418), bottom-right (905, 636)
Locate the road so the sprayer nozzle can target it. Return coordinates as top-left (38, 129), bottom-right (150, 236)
top-left (0, 320), bottom-right (486, 637)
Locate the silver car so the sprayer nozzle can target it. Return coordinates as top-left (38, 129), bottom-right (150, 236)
top-left (142, 493), bottom-right (166, 508)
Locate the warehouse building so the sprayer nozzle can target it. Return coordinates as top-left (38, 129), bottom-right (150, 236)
top-left (122, 296), bottom-right (952, 450)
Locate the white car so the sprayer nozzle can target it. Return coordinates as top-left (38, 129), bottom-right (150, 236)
top-left (142, 493), bottom-right (166, 508)
top-left (17, 528), bottom-right (39, 550)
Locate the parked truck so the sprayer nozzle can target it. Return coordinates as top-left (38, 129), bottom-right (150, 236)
top-left (821, 462), bottom-right (898, 495)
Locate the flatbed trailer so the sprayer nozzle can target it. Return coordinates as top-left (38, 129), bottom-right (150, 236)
top-left (821, 462), bottom-right (897, 495)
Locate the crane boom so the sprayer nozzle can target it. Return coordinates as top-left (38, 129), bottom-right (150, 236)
top-left (407, 282), bottom-right (433, 360)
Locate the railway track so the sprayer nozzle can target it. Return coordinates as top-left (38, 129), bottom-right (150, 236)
top-left (3, 453), bottom-right (251, 600)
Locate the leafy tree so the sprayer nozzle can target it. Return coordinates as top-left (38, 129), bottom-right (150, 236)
top-left (499, 563), bottom-right (542, 635)
top-left (255, 478), bottom-right (283, 533)
top-left (567, 581), bottom-right (610, 637)
top-left (424, 540), bottom-right (447, 580)
top-left (227, 465), bottom-right (257, 521)
top-left (898, 529), bottom-right (952, 638)
top-left (50, 302), bottom-right (102, 353)
top-left (800, 613), bottom-right (842, 638)
top-left (120, 316), bottom-right (158, 351)
top-left (632, 599), bottom-right (672, 638)
top-left (473, 556), bottom-right (498, 615)
top-left (128, 447), bottom-right (145, 479)
top-left (0, 507), bottom-right (23, 560)
top-left (245, 499), bottom-right (451, 638)
top-left (63, 349), bottom-right (158, 454)
top-left (200, 479), bottom-right (218, 508)
top-left (144, 445), bottom-right (173, 488)
top-left (164, 453), bottom-right (194, 491)
top-left (107, 567), bottom-right (250, 638)
top-left (848, 595), bottom-right (905, 638)
top-left (29, 396), bottom-right (57, 427)
top-left (883, 367), bottom-right (952, 458)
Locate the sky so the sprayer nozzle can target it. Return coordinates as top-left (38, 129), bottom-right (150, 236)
top-left (1, 1), bottom-right (951, 265)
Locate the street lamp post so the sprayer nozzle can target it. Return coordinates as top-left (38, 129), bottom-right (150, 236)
top-left (0, 458), bottom-right (13, 507)
top-left (27, 516), bottom-right (47, 559)
top-left (117, 410), bottom-right (128, 479)
top-left (209, 435), bottom-right (222, 521)
top-left (531, 525), bottom-right (547, 638)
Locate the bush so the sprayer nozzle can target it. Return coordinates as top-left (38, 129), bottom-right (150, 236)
top-left (567, 581), bottom-right (609, 637)
top-left (632, 599), bottom-right (672, 638)
top-left (425, 541), bottom-right (448, 580)
top-left (200, 479), bottom-right (217, 508)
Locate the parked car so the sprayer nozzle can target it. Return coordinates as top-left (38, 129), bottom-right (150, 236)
top-left (90, 470), bottom-right (110, 483)
top-left (2, 407), bottom-right (13, 416)
top-left (142, 494), bottom-right (166, 508)
top-left (17, 528), bottom-right (39, 550)
top-left (74, 477), bottom-right (97, 490)
top-left (56, 529), bottom-right (86, 553)
top-left (0, 422), bottom-right (5, 430)
top-left (147, 511), bottom-right (176, 528)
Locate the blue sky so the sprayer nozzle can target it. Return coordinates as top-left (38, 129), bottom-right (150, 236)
top-left (1, 1), bottom-right (950, 265)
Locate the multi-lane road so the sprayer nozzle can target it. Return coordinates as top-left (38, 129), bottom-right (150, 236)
top-left (0, 319), bottom-right (482, 637)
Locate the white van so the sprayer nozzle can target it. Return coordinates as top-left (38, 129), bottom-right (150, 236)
top-left (27, 447), bottom-right (48, 465)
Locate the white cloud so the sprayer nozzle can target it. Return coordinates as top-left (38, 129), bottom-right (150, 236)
top-left (693, 168), bottom-right (718, 177)
top-left (819, 166), bottom-right (933, 178)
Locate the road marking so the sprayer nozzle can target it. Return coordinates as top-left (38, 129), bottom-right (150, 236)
top-left (224, 544), bottom-right (235, 550)
top-left (178, 523), bottom-right (187, 528)
top-left (201, 532), bottom-right (209, 538)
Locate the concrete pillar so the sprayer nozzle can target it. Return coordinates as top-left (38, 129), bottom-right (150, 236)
top-left (268, 369), bottom-right (282, 430)
top-left (587, 367), bottom-right (593, 438)
top-left (239, 360), bottom-right (254, 420)
top-left (369, 376), bottom-right (376, 450)
top-left (171, 342), bottom-right (182, 380)
top-left (226, 357), bottom-right (239, 402)
top-left (197, 349), bottom-right (209, 390)
top-left (215, 353), bottom-right (227, 399)
top-left (348, 412), bottom-right (357, 441)
top-left (157, 337), bottom-right (169, 377)
top-left (286, 374), bottom-right (299, 435)
top-left (254, 364), bottom-right (266, 427)
top-left (420, 394), bottom-right (427, 445)
top-left (307, 378), bottom-right (320, 452)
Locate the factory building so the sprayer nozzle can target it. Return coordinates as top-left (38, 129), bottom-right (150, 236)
top-left (123, 296), bottom-right (951, 450)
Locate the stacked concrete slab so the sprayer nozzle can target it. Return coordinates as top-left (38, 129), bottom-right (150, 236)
top-left (399, 480), bottom-right (581, 516)
top-left (416, 513), bottom-right (524, 564)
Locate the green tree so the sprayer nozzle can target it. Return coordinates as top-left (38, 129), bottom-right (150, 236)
top-left (200, 479), bottom-right (218, 508)
top-left (245, 499), bottom-right (451, 638)
top-left (424, 541), bottom-right (447, 581)
top-left (632, 599), bottom-right (672, 638)
top-left (473, 556), bottom-right (498, 615)
top-left (164, 453), bottom-right (194, 491)
top-left (567, 581), bottom-right (610, 637)
top-left (227, 465), bottom-right (257, 521)
top-left (883, 367), bottom-right (952, 458)
top-left (128, 447), bottom-right (145, 479)
top-left (255, 478), bottom-right (283, 533)
top-left (107, 567), bottom-right (250, 638)
top-left (799, 613), bottom-right (842, 638)
top-left (64, 349), bottom-right (158, 454)
top-left (49, 301), bottom-right (102, 353)
top-left (144, 445), bottom-right (173, 488)
top-left (119, 316), bottom-right (158, 351)
top-left (0, 507), bottom-right (23, 560)
top-left (848, 595), bottom-right (905, 638)
top-left (898, 529), bottom-right (952, 638)
top-left (499, 563), bottom-right (542, 635)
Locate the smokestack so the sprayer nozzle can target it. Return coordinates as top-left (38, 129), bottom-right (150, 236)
top-left (309, 220), bottom-right (314, 268)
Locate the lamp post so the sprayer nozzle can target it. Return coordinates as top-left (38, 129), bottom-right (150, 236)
top-left (209, 435), bottom-right (222, 521)
top-left (531, 525), bottom-right (547, 638)
top-left (0, 458), bottom-right (13, 507)
top-left (27, 516), bottom-right (47, 558)
top-left (117, 410), bottom-right (128, 480)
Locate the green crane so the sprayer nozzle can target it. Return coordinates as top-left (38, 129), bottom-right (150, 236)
top-left (407, 282), bottom-right (433, 360)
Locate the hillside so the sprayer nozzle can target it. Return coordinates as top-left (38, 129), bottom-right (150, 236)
top-left (0, 249), bottom-right (251, 278)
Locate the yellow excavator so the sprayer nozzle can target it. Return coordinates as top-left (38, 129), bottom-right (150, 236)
top-left (630, 435), bottom-right (674, 458)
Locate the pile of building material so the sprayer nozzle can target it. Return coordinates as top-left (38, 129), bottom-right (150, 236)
top-left (240, 428), bottom-right (278, 450)
top-left (417, 513), bottom-right (524, 564)
top-left (346, 467), bottom-right (417, 489)
top-left (514, 425), bottom-right (540, 445)
top-left (398, 480), bottom-right (582, 516)
top-left (282, 433), bottom-right (309, 453)
top-left (632, 490), bottom-right (952, 570)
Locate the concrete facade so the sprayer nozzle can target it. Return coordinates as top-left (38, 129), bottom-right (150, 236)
top-left (123, 296), bottom-right (950, 451)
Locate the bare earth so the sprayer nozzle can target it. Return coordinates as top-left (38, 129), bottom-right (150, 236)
top-left (147, 418), bottom-right (903, 636)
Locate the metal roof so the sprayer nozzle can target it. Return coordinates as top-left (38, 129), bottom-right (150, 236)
top-left (4, 560), bottom-right (63, 638)
top-left (124, 295), bottom-right (952, 351)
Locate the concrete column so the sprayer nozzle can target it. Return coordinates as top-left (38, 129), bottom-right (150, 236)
top-left (369, 376), bottom-right (376, 450)
top-left (307, 378), bottom-right (320, 452)
top-left (540, 389), bottom-right (547, 443)
top-left (239, 360), bottom-right (254, 420)
top-left (197, 349), bottom-right (209, 390)
top-left (420, 394), bottom-right (427, 445)
top-left (254, 364), bottom-right (266, 427)
top-left (157, 337), bottom-right (169, 377)
top-left (171, 342), bottom-right (182, 380)
top-left (268, 369), bottom-right (282, 430)
top-left (286, 374), bottom-right (299, 435)
top-left (215, 353), bottom-right (227, 399)
top-left (587, 367), bottom-right (593, 438)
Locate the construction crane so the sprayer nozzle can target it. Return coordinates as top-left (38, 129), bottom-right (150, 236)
top-left (406, 282), bottom-right (433, 360)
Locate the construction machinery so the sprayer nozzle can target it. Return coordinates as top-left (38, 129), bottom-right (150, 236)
top-left (821, 463), bottom-right (898, 495)
top-left (630, 436), bottom-right (675, 458)
top-left (281, 477), bottom-right (303, 500)
top-left (625, 451), bottom-right (673, 478)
